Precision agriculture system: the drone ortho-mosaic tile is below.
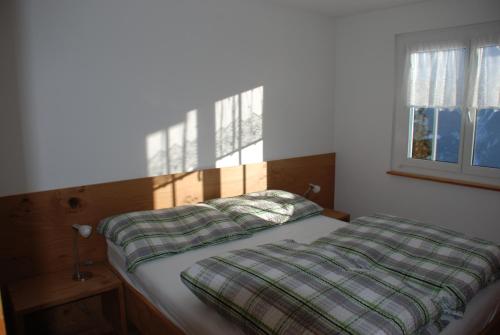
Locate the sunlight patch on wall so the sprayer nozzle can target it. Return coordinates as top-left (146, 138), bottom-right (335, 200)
top-left (146, 110), bottom-right (198, 177)
top-left (215, 94), bottom-right (240, 167)
top-left (215, 86), bottom-right (263, 168)
top-left (168, 110), bottom-right (198, 173)
top-left (240, 87), bottom-right (263, 164)
top-left (146, 130), bottom-right (167, 176)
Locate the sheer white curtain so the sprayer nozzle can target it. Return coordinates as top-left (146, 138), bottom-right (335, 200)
top-left (404, 41), bottom-right (467, 108)
top-left (468, 36), bottom-right (500, 109)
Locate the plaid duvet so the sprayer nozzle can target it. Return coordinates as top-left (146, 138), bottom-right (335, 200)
top-left (205, 190), bottom-right (323, 232)
top-left (181, 240), bottom-right (440, 335)
top-left (312, 214), bottom-right (500, 317)
top-left (98, 204), bottom-right (250, 271)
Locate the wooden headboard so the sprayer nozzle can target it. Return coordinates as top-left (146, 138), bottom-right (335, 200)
top-left (0, 153), bottom-right (335, 283)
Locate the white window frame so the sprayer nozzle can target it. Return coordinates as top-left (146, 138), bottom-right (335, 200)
top-left (391, 21), bottom-right (500, 186)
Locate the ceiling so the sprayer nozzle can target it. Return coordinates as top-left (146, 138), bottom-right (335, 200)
top-left (269, 0), bottom-right (431, 17)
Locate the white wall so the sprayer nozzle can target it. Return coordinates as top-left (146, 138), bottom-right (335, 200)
top-left (0, 0), bottom-right (336, 196)
top-left (334, 0), bottom-right (500, 241)
top-left (0, 1), bottom-right (27, 196)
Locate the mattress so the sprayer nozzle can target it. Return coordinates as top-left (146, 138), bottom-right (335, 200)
top-left (107, 215), bottom-right (500, 335)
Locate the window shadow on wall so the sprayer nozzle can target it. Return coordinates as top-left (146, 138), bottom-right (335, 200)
top-left (215, 86), bottom-right (264, 168)
top-left (145, 86), bottom-right (265, 209)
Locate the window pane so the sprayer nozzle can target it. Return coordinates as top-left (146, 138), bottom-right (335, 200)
top-left (411, 107), bottom-right (434, 160)
top-left (473, 108), bottom-right (500, 169)
top-left (436, 108), bottom-right (461, 163)
top-left (407, 46), bottom-right (465, 165)
top-left (410, 107), bottom-right (461, 163)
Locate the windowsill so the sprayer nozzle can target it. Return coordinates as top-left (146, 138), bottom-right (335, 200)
top-left (387, 170), bottom-right (500, 192)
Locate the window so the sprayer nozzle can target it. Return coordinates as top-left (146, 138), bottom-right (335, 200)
top-left (392, 21), bottom-right (500, 185)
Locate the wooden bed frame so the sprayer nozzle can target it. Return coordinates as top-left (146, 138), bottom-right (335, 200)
top-left (0, 153), bottom-right (336, 333)
top-left (109, 226), bottom-right (500, 335)
top-left (112, 268), bottom-right (185, 335)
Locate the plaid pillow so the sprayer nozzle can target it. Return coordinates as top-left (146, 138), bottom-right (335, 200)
top-left (98, 204), bottom-right (250, 271)
top-left (205, 190), bottom-right (323, 232)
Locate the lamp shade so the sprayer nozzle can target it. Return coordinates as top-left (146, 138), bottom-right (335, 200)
top-left (72, 224), bottom-right (92, 238)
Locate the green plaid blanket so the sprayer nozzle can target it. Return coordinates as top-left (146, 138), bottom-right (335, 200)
top-left (181, 239), bottom-right (440, 335)
top-left (205, 190), bottom-right (323, 232)
top-left (98, 204), bottom-right (250, 271)
top-left (312, 214), bottom-right (500, 317)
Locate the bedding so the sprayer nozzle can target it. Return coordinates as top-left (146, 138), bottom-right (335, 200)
top-left (181, 239), bottom-right (441, 335)
top-left (108, 215), bottom-right (348, 335)
top-left (312, 214), bottom-right (500, 318)
top-left (97, 203), bottom-right (250, 271)
top-left (205, 190), bottom-right (323, 232)
top-left (107, 215), bottom-right (500, 335)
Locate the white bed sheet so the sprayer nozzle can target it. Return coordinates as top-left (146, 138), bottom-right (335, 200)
top-left (107, 215), bottom-right (500, 335)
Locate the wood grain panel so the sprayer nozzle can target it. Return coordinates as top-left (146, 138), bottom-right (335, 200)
top-left (0, 153), bottom-right (335, 284)
top-left (267, 153), bottom-right (334, 208)
top-left (0, 293), bottom-right (6, 335)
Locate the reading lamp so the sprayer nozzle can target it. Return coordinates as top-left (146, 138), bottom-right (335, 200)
top-left (303, 183), bottom-right (321, 198)
top-left (72, 224), bottom-right (93, 281)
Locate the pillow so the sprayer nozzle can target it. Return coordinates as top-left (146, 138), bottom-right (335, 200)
top-left (97, 204), bottom-right (250, 271)
top-left (205, 189), bottom-right (323, 232)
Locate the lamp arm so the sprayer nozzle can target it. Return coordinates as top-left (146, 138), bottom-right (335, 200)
top-left (303, 185), bottom-right (313, 198)
top-left (73, 228), bottom-right (81, 280)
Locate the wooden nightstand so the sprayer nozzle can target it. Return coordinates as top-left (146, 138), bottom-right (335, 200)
top-left (8, 263), bottom-right (127, 335)
top-left (321, 208), bottom-right (351, 222)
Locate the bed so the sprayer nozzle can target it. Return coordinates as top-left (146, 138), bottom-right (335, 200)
top-left (105, 213), bottom-right (500, 335)
top-left (1, 151), bottom-right (496, 334)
